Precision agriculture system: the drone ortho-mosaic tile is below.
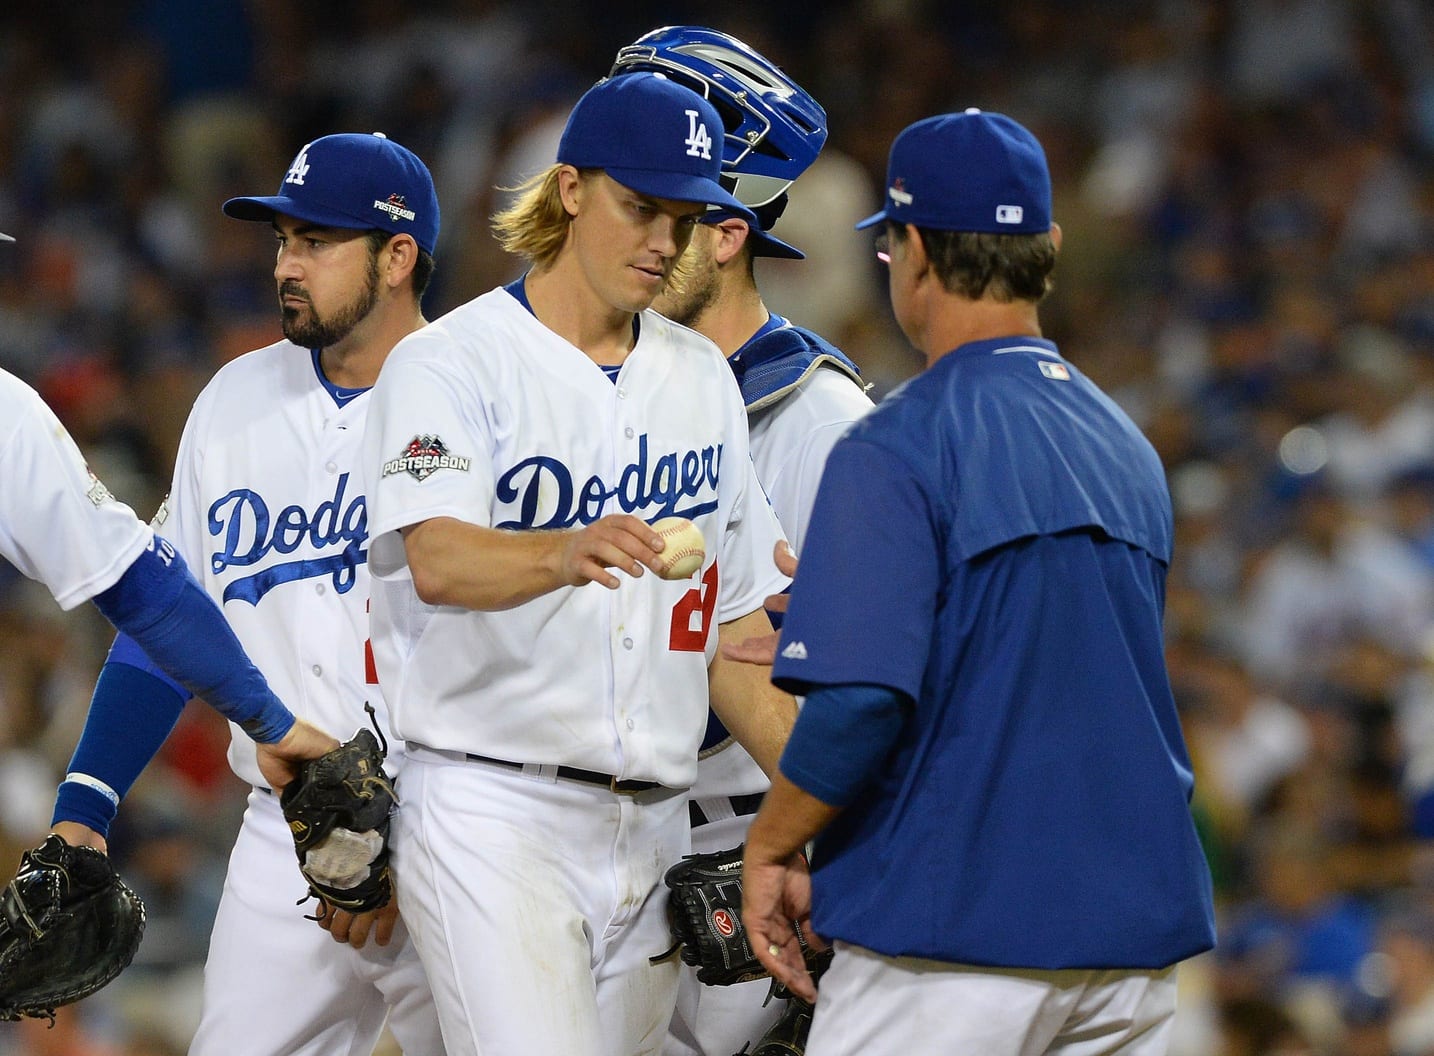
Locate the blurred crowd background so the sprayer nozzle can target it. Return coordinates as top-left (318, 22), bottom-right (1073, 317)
top-left (2, 0), bottom-right (1434, 1052)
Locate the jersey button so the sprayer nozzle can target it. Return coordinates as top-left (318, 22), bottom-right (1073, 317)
top-left (326, 461), bottom-right (338, 473)
top-left (311, 664), bottom-right (322, 677)
top-left (315, 583), bottom-right (326, 595)
top-left (626, 718), bottom-right (635, 730)
top-left (624, 427), bottom-right (634, 439)
top-left (617, 387), bottom-right (628, 399)
top-left (622, 637), bottom-right (634, 650)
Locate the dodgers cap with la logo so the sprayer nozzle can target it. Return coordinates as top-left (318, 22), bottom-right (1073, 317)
top-left (856, 108), bottom-right (1051, 235)
top-left (223, 132), bottom-right (440, 254)
top-left (557, 73), bottom-right (757, 223)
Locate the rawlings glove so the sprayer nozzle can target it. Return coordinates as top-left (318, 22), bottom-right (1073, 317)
top-left (279, 726), bottom-right (396, 914)
top-left (662, 843), bottom-right (829, 987)
top-left (0, 835), bottom-right (145, 1023)
top-left (662, 842), bottom-right (765, 985)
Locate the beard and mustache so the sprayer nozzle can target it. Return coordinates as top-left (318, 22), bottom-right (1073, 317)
top-left (653, 232), bottom-right (720, 329)
top-left (278, 251), bottom-right (380, 349)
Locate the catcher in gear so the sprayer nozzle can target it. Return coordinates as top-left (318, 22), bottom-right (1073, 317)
top-left (280, 720), bottom-right (398, 916)
top-left (0, 835), bottom-right (145, 1023)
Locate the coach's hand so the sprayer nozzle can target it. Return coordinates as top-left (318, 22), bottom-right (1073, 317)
top-left (256, 718), bottom-right (341, 792)
top-left (742, 846), bottom-right (819, 1003)
top-left (315, 898), bottom-right (400, 950)
top-left (559, 514), bottom-right (670, 589)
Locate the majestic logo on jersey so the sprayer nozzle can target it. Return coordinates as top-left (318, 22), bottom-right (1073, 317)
top-left (780, 640), bottom-right (807, 660)
top-left (383, 435), bottom-right (472, 482)
top-left (1039, 360), bottom-right (1070, 381)
top-left (374, 194), bottom-right (416, 223)
top-left (208, 472), bottom-right (367, 605)
top-left (494, 434), bottom-right (721, 529)
top-left (684, 110), bottom-right (714, 160)
top-left (285, 145), bottom-right (312, 186)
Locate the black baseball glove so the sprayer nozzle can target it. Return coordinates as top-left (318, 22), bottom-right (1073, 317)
top-left (662, 842), bottom-right (766, 985)
top-left (742, 995), bottom-right (816, 1056)
top-left (0, 835), bottom-right (146, 1023)
top-left (663, 842), bottom-right (833, 987)
top-left (279, 727), bottom-right (397, 914)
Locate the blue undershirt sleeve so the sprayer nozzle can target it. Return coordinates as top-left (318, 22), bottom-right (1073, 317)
top-left (89, 534), bottom-right (294, 744)
top-left (778, 682), bottom-right (909, 807)
top-left (51, 639), bottom-right (190, 836)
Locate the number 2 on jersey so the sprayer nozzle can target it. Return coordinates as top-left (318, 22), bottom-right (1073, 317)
top-left (669, 561), bottom-right (718, 652)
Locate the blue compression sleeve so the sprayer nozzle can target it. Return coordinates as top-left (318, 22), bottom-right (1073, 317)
top-left (90, 535), bottom-right (294, 743)
top-left (107, 631), bottom-right (191, 701)
top-left (52, 647), bottom-right (188, 836)
top-left (778, 683), bottom-right (909, 807)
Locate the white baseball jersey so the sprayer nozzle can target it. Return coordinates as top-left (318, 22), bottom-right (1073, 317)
top-left (365, 288), bottom-right (789, 790)
top-left (159, 343), bottom-right (390, 789)
top-left (0, 368), bottom-right (151, 609)
top-left (750, 367), bottom-right (876, 559)
top-left (167, 343), bottom-right (441, 1056)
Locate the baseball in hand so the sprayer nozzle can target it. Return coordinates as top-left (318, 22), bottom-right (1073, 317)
top-left (652, 516), bottom-right (706, 580)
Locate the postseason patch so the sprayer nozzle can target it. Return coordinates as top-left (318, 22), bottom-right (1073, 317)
top-left (383, 435), bottom-right (472, 482)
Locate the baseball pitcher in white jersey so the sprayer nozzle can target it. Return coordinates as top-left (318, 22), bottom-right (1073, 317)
top-left (44, 135), bottom-right (446, 1054)
top-left (613, 28), bottom-right (875, 1056)
top-left (362, 73), bottom-right (798, 1055)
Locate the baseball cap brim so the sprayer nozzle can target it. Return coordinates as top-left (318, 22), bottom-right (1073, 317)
top-left (746, 226), bottom-right (804, 260)
top-left (223, 194), bottom-right (385, 234)
top-left (605, 167), bottom-right (757, 225)
top-left (854, 208), bottom-right (888, 231)
top-left (703, 209), bottom-right (805, 260)
top-left (0, 232), bottom-right (14, 242)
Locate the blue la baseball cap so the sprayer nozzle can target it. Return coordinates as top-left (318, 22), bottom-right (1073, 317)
top-left (224, 132), bottom-right (440, 255)
top-left (557, 74), bottom-right (757, 224)
top-left (856, 109), bottom-right (1051, 235)
top-left (703, 194), bottom-right (805, 259)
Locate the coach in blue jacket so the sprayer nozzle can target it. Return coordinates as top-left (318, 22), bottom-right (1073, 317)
top-left (737, 109), bottom-right (1216, 1056)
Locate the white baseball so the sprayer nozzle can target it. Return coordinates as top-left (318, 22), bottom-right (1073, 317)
top-left (652, 516), bottom-right (706, 580)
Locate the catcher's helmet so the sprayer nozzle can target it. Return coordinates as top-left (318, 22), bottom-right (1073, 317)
top-left (612, 27), bottom-right (826, 257)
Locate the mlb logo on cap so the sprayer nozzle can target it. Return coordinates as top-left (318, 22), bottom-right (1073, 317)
top-left (557, 73), bottom-right (756, 223)
top-left (856, 108), bottom-right (1051, 235)
top-left (223, 132), bottom-right (440, 254)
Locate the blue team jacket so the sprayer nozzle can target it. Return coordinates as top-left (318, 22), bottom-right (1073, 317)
top-left (772, 336), bottom-right (1217, 970)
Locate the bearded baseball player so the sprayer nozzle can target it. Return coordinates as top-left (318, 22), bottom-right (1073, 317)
top-left (42, 135), bottom-right (445, 1054)
top-left (611, 27), bottom-right (874, 1056)
top-left (362, 72), bottom-right (797, 1055)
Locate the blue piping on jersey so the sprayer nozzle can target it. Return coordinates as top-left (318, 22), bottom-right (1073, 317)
top-left (310, 347), bottom-right (370, 408)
